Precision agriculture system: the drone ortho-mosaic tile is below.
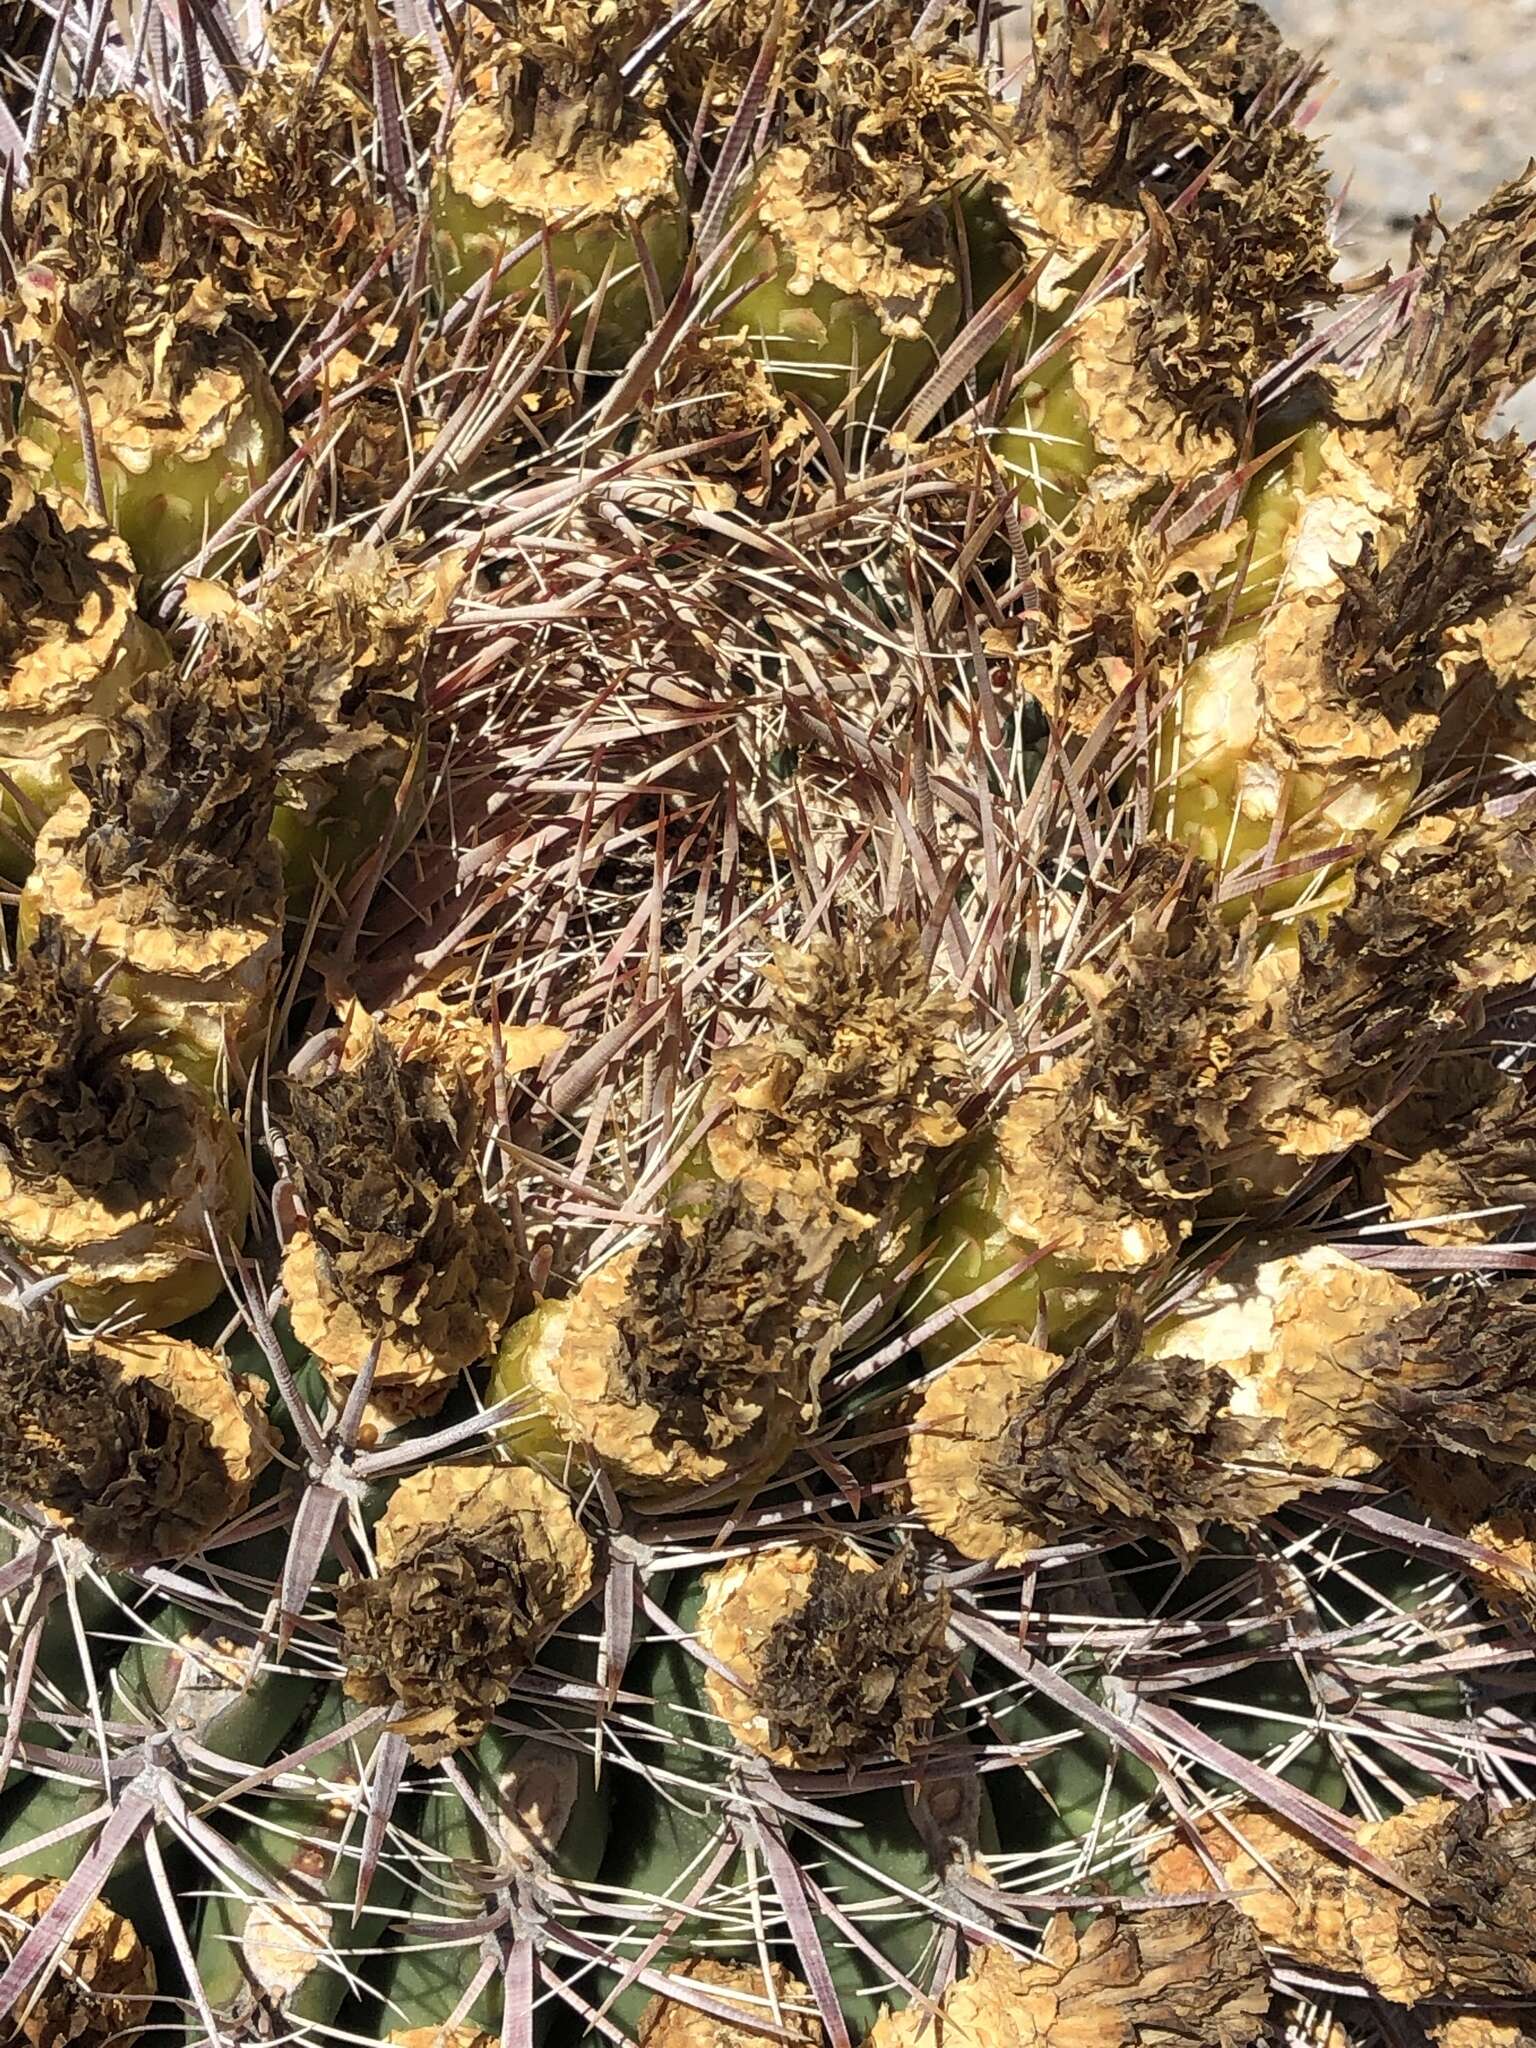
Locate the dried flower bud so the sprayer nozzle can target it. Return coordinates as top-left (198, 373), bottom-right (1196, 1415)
top-left (705, 921), bottom-right (968, 1262)
top-left (1365, 1057), bottom-right (1536, 1246)
top-left (638, 1960), bottom-right (821, 2048)
top-left (0, 1875), bottom-right (156, 2048)
top-left (999, 856), bottom-right (1270, 1273)
top-left (0, 462), bottom-right (165, 872)
top-left (1392, 1276), bottom-right (1536, 1468)
top-left (278, 1033), bottom-right (523, 1423)
top-left (796, 14), bottom-right (996, 226)
top-left (696, 1541), bottom-right (953, 1770)
top-left (865, 1902), bottom-right (1269, 2048)
top-left (1395, 1449), bottom-right (1536, 1623)
top-left (1142, 1246), bottom-right (1425, 1499)
top-left (21, 665), bottom-right (285, 1075)
top-left (0, 1300), bottom-right (270, 1563)
top-left (338, 1459), bottom-right (595, 1762)
top-left (641, 336), bottom-right (814, 512)
top-left (505, 1187), bottom-right (838, 1502)
top-left (0, 929), bottom-right (248, 1325)
top-left (182, 540), bottom-right (454, 905)
top-left (904, 1337), bottom-right (1057, 1566)
top-left (1017, 500), bottom-right (1241, 735)
top-left (433, 4), bottom-right (685, 369)
top-left (1152, 1794), bottom-right (1536, 2006)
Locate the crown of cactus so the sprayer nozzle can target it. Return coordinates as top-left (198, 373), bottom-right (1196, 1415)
top-left (1, 4), bottom-right (1535, 2048)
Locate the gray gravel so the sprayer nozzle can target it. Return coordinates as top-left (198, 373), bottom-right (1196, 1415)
top-left (1269, 0), bottom-right (1536, 430)
top-left (1270, 0), bottom-right (1536, 275)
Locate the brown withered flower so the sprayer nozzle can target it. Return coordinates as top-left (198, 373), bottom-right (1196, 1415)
top-left (0, 1875), bottom-right (156, 2048)
top-left (975, 0), bottom-right (1312, 320)
top-left (200, 0), bottom-right (438, 335)
top-left (277, 1029), bottom-right (523, 1424)
top-left (22, 664), bottom-right (285, 1077)
top-left (0, 1299), bottom-right (271, 1564)
top-left (1031, 118), bottom-right (1335, 504)
top-left (0, 928), bottom-right (248, 1327)
top-left (500, 1186), bottom-right (838, 1503)
top-left (1247, 804), bottom-right (1536, 1172)
top-left (999, 853), bottom-right (1270, 1273)
top-left (1139, 1246), bottom-right (1427, 1502)
top-left (696, 1541), bottom-right (954, 1770)
top-left (1025, 0), bottom-right (1302, 205)
top-left (704, 920), bottom-right (969, 1265)
top-left (0, 461), bottom-right (166, 876)
top-left (1016, 500), bottom-right (1241, 735)
top-left (1134, 123), bottom-right (1337, 441)
top-left (8, 98), bottom-right (287, 584)
top-left (865, 1902), bottom-right (1270, 2048)
top-left (1350, 166), bottom-right (1536, 449)
top-left (181, 541), bottom-right (456, 909)
top-left (1152, 1794), bottom-right (1536, 2007)
top-left (1365, 1055), bottom-right (1536, 1246)
top-left (964, 1314), bottom-right (1274, 1559)
top-left (637, 1960), bottom-right (821, 2048)
top-left (338, 1459), bottom-right (595, 1762)
top-left (1392, 1276), bottom-right (1536, 1468)
top-left (640, 335), bottom-right (814, 512)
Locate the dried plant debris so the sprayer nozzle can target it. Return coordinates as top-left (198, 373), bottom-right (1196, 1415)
top-left (0, 1300), bottom-right (270, 1563)
top-left (696, 1542), bottom-right (954, 1769)
top-left (1014, 506), bottom-right (1240, 734)
top-left (705, 921), bottom-right (969, 1259)
top-left (1392, 1276), bottom-right (1536, 1467)
top-left (1152, 1795), bottom-right (1536, 2006)
top-left (338, 1459), bottom-right (595, 1760)
top-left (506, 1186), bottom-right (838, 1501)
top-left (968, 1314), bottom-right (1273, 1556)
top-left (0, 1875), bottom-right (156, 2048)
top-left (0, 930), bottom-right (245, 1322)
top-left (866, 1902), bottom-right (1270, 2048)
top-left (998, 853), bottom-right (1271, 1269)
top-left (637, 1961), bottom-right (821, 2048)
top-left (277, 1029), bottom-right (522, 1419)
top-left (1366, 1055), bottom-right (1536, 1244)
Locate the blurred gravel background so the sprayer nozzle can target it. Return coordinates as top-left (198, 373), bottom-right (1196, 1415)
top-left (1269, 0), bottom-right (1536, 429)
top-left (1269, 0), bottom-right (1536, 276)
